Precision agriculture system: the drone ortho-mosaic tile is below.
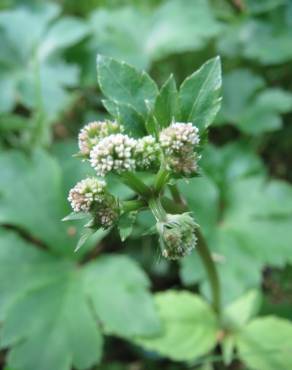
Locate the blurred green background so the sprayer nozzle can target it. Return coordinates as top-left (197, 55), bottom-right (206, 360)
top-left (0, 0), bottom-right (292, 369)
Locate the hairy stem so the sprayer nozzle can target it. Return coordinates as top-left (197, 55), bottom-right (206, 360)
top-left (168, 184), bottom-right (221, 315)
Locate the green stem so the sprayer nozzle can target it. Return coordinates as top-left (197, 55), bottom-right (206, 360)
top-left (148, 197), bottom-right (167, 222)
top-left (196, 229), bottom-right (221, 315)
top-left (121, 172), bottom-right (152, 198)
top-left (121, 199), bottom-right (146, 213)
top-left (168, 184), bottom-right (221, 315)
top-left (154, 166), bottom-right (170, 194)
top-left (168, 183), bottom-right (186, 206)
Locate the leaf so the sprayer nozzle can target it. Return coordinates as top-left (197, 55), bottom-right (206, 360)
top-left (236, 317), bottom-right (292, 370)
top-left (89, 1), bottom-right (221, 70)
top-left (0, 148), bottom-right (104, 256)
top-left (153, 74), bottom-right (178, 128)
top-left (135, 291), bottom-right (218, 361)
top-left (179, 56), bottom-right (222, 130)
top-left (118, 212), bottom-right (137, 241)
top-left (103, 99), bottom-right (147, 138)
top-left (38, 17), bottom-right (89, 60)
top-left (179, 143), bottom-right (292, 303)
top-left (0, 229), bottom-right (102, 370)
top-left (62, 212), bottom-right (89, 221)
top-left (219, 70), bottom-right (292, 134)
top-left (0, 4), bottom-right (88, 120)
top-left (0, 229), bottom-right (160, 370)
top-left (224, 290), bottom-right (262, 329)
top-left (85, 255), bottom-right (161, 337)
top-left (97, 54), bottom-right (158, 118)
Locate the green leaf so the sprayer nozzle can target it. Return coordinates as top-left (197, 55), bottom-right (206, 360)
top-left (85, 255), bottom-right (161, 337)
top-left (0, 229), bottom-right (160, 370)
top-left (0, 4), bottom-right (88, 120)
top-left (118, 212), bottom-right (137, 241)
top-left (180, 143), bottom-right (292, 303)
top-left (0, 148), bottom-right (105, 256)
top-left (179, 56), bottom-right (222, 130)
top-left (97, 54), bottom-right (158, 118)
top-left (0, 229), bottom-right (102, 370)
top-left (153, 74), bottom-right (178, 128)
top-left (236, 317), bottom-right (292, 370)
top-left (89, 0), bottom-right (221, 70)
top-left (135, 291), bottom-right (218, 361)
top-left (224, 290), bottom-right (262, 329)
top-left (103, 99), bottom-right (146, 138)
top-left (38, 17), bottom-right (89, 59)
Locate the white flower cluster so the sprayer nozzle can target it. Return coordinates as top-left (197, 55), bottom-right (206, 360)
top-left (78, 120), bottom-right (120, 156)
top-left (90, 134), bottom-right (137, 176)
top-left (159, 122), bottom-right (199, 154)
top-left (135, 135), bottom-right (160, 170)
top-left (68, 177), bottom-right (106, 212)
top-left (159, 122), bottom-right (200, 176)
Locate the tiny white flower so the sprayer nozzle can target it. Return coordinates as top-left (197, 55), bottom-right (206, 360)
top-left (78, 120), bottom-right (120, 156)
top-left (90, 134), bottom-right (137, 176)
top-left (159, 122), bottom-right (199, 155)
top-left (68, 178), bottom-right (106, 212)
top-left (135, 135), bottom-right (160, 170)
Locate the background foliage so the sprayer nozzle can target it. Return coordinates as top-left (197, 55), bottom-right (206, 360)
top-left (0, 0), bottom-right (292, 369)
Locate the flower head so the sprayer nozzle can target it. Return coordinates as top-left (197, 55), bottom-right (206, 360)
top-left (159, 122), bottom-right (199, 155)
top-left (135, 135), bottom-right (160, 171)
top-left (78, 120), bottom-right (120, 156)
top-left (159, 122), bottom-right (200, 176)
top-left (92, 194), bottom-right (120, 229)
top-left (68, 178), bottom-right (106, 212)
top-left (90, 134), bottom-right (137, 176)
top-left (157, 213), bottom-right (197, 260)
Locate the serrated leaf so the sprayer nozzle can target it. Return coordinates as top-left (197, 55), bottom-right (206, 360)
top-left (179, 56), bottom-right (222, 130)
top-left (85, 255), bottom-right (161, 337)
top-left (0, 230), bottom-right (160, 370)
top-left (0, 229), bottom-right (103, 370)
top-left (153, 74), bottom-right (178, 128)
top-left (179, 143), bottom-right (292, 303)
top-left (0, 148), bottom-right (105, 257)
top-left (135, 291), bottom-right (218, 361)
top-left (97, 54), bottom-right (158, 118)
top-left (236, 317), bottom-right (292, 370)
top-left (103, 99), bottom-right (146, 138)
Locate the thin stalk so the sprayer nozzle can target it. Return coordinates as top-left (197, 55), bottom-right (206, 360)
top-left (121, 199), bottom-right (146, 213)
top-left (168, 183), bottom-right (186, 206)
top-left (121, 172), bottom-right (152, 198)
top-left (196, 229), bottom-right (221, 315)
top-left (168, 184), bottom-right (221, 315)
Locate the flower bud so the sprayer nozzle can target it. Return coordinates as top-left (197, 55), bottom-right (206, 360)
top-left (135, 135), bottom-right (160, 171)
top-left (157, 213), bottom-right (197, 260)
top-left (78, 120), bottom-right (120, 156)
top-left (92, 194), bottom-right (120, 229)
top-left (90, 134), bottom-right (137, 176)
top-left (68, 178), bottom-right (106, 212)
